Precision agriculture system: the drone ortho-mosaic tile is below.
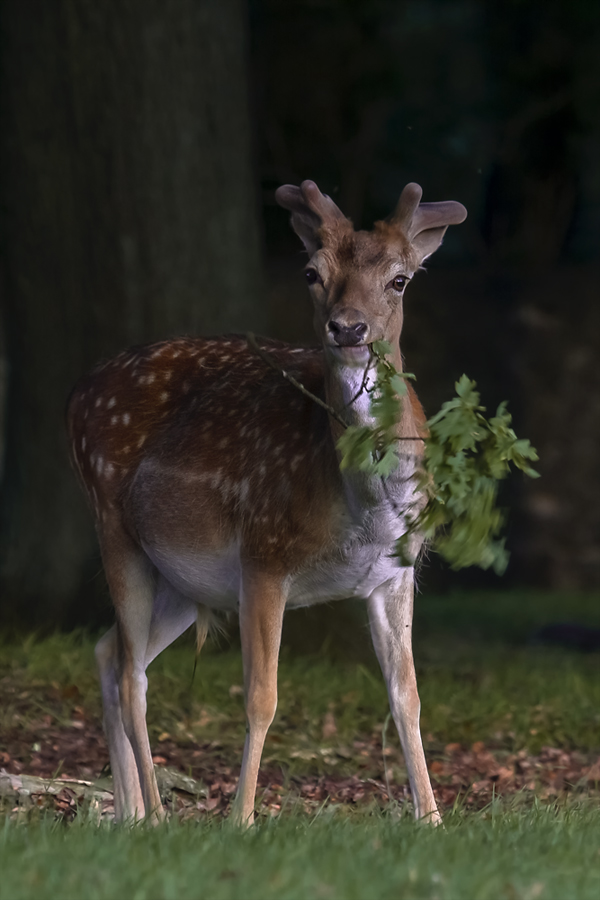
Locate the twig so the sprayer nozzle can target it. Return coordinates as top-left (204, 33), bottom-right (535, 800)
top-left (347, 355), bottom-right (374, 407)
top-left (381, 713), bottom-right (395, 806)
top-left (246, 332), bottom-right (349, 428)
top-left (246, 332), bottom-right (425, 440)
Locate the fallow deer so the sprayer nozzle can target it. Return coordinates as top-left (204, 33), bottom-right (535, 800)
top-left (67, 181), bottom-right (466, 825)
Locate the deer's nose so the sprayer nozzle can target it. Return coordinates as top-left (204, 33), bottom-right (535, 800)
top-left (328, 317), bottom-right (368, 346)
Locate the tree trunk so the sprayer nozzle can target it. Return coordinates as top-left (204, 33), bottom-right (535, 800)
top-left (483, 0), bottom-right (600, 588)
top-left (0, 0), bottom-right (265, 626)
top-left (515, 266), bottom-right (600, 588)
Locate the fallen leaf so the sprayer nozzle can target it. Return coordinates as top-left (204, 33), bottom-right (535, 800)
top-left (322, 710), bottom-right (337, 740)
top-left (523, 882), bottom-right (545, 900)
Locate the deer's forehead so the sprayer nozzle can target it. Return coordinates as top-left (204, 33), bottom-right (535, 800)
top-left (317, 229), bottom-right (415, 279)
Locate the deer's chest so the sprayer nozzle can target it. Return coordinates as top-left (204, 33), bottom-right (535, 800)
top-left (287, 500), bottom-right (408, 607)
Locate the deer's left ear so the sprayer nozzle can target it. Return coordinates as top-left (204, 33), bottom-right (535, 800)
top-left (391, 183), bottom-right (467, 263)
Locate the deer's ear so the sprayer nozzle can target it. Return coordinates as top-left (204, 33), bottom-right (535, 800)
top-left (276, 181), bottom-right (348, 256)
top-left (391, 183), bottom-right (467, 264)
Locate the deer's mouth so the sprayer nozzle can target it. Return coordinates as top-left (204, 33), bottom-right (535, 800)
top-left (326, 344), bottom-right (371, 365)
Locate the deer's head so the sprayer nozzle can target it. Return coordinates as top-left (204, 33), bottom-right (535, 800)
top-left (276, 181), bottom-right (467, 368)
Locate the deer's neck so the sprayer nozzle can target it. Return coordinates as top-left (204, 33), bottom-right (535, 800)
top-left (323, 349), bottom-right (420, 525)
top-left (325, 355), bottom-right (378, 429)
top-left (323, 346), bottom-right (405, 430)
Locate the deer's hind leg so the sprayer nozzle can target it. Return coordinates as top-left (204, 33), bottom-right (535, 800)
top-left (95, 624), bottom-right (145, 821)
top-left (96, 570), bottom-right (197, 822)
top-left (98, 524), bottom-right (191, 823)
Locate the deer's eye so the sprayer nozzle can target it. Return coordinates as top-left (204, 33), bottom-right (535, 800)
top-left (305, 268), bottom-right (321, 286)
top-left (391, 275), bottom-right (408, 292)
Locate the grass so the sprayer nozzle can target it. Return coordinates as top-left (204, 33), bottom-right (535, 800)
top-left (1, 589), bottom-right (600, 898)
top-left (3, 590), bottom-right (600, 762)
top-left (2, 803), bottom-right (600, 900)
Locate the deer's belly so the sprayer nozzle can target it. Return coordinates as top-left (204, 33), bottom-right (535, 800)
top-left (142, 541), bottom-right (242, 610)
top-left (142, 520), bottom-right (406, 611)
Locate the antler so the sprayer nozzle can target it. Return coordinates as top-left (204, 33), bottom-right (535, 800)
top-left (276, 180), bottom-right (346, 223)
top-left (275, 180), bottom-right (349, 256)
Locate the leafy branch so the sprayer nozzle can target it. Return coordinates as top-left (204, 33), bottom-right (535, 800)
top-left (337, 348), bottom-right (540, 575)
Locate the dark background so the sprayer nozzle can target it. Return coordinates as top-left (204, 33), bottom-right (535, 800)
top-left (0, 0), bottom-right (599, 628)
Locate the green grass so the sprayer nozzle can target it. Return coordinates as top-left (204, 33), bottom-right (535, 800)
top-left (1, 590), bottom-right (600, 898)
top-left (3, 590), bottom-right (600, 763)
top-left (1, 803), bottom-right (600, 900)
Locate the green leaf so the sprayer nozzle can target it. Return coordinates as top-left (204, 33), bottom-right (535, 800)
top-left (371, 340), bottom-right (393, 357)
top-left (372, 445), bottom-right (399, 477)
top-left (337, 426), bottom-right (376, 472)
top-left (390, 374), bottom-right (408, 395)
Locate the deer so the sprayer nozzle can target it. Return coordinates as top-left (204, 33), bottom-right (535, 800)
top-left (67, 180), bottom-right (466, 826)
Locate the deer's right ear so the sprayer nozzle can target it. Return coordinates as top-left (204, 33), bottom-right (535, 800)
top-left (276, 181), bottom-right (348, 257)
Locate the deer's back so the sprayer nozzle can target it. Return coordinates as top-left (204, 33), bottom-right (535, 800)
top-left (68, 336), bottom-right (342, 558)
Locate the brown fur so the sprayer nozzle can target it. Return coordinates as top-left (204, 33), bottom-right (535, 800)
top-left (68, 337), bottom-right (343, 572)
top-left (318, 220), bottom-right (419, 278)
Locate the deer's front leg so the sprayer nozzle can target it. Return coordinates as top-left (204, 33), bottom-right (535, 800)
top-left (230, 568), bottom-right (286, 827)
top-left (367, 572), bottom-right (440, 824)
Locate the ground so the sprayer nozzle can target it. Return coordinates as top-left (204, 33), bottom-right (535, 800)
top-left (1, 590), bottom-right (599, 822)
